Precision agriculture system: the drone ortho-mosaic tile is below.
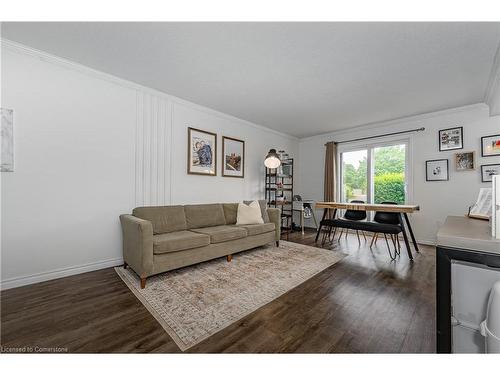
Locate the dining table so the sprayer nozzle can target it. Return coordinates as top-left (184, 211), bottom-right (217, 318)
top-left (314, 202), bottom-right (420, 260)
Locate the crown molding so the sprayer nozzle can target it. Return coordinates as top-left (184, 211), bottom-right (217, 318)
top-left (1, 38), bottom-right (298, 141)
top-left (299, 102), bottom-right (488, 142)
top-left (485, 39), bottom-right (500, 115)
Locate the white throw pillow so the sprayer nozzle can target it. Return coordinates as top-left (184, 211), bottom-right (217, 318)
top-left (236, 200), bottom-right (264, 225)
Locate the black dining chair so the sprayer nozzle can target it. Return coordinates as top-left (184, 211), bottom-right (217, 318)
top-left (370, 201), bottom-right (401, 260)
top-left (335, 200), bottom-right (367, 244)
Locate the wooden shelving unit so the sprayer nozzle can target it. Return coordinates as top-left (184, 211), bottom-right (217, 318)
top-left (265, 158), bottom-right (294, 236)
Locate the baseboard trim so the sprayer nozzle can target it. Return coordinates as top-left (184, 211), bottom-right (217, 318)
top-left (0, 257), bottom-right (124, 290)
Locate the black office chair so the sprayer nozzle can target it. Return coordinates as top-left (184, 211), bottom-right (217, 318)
top-left (370, 201), bottom-right (401, 260)
top-left (335, 200), bottom-right (367, 244)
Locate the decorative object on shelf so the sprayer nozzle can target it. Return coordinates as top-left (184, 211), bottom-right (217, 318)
top-left (187, 127), bottom-right (217, 176)
top-left (1, 108), bottom-right (14, 172)
top-left (455, 151), bottom-right (475, 171)
top-left (481, 134), bottom-right (500, 157)
top-left (426, 159), bottom-right (449, 181)
top-left (481, 163), bottom-right (500, 182)
top-left (264, 148), bottom-right (281, 169)
top-left (222, 136), bottom-right (244, 178)
top-left (439, 126), bottom-right (463, 151)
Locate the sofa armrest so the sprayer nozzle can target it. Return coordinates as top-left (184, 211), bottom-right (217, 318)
top-left (266, 208), bottom-right (281, 241)
top-left (119, 214), bottom-right (154, 277)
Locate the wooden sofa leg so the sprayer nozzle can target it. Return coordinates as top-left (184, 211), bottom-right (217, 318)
top-left (123, 262), bottom-right (128, 269)
top-left (140, 277), bottom-right (147, 289)
top-left (226, 254), bottom-right (232, 262)
top-left (276, 240), bottom-right (280, 247)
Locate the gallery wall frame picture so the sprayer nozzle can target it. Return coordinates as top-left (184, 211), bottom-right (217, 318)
top-left (481, 163), bottom-right (500, 182)
top-left (439, 126), bottom-right (463, 152)
top-left (454, 151), bottom-right (475, 171)
top-left (1, 108), bottom-right (14, 172)
top-left (481, 134), bottom-right (500, 157)
top-left (426, 159), bottom-right (449, 181)
top-left (187, 127), bottom-right (217, 176)
top-left (222, 136), bottom-right (245, 178)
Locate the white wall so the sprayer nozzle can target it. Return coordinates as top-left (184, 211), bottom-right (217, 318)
top-left (0, 41), bottom-right (298, 289)
top-left (297, 104), bottom-right (500, 244)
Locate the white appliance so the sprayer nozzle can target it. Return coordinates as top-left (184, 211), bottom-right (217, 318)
top-left (493, 175), bottom-right (500, 239)
top-left (451, 261), bottom-right (500, 353)
top-left (480, 281), bottom-right (500, 353)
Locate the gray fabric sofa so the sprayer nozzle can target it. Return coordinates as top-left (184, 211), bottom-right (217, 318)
top-left (119, 202), bottom-right (281, 288)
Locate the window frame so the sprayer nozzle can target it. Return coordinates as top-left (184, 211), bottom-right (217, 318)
top-left (337, 134), bottom-right (413, 205)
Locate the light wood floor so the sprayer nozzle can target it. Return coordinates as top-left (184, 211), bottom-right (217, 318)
top-left (0, 229), bottom-right (436, 353)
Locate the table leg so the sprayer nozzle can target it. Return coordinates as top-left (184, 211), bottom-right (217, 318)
top-left (403, 213), bottom-right (420, 253)
top-left (315, 208), bottom-right (328, 242)
top-left (398, 213), bottom-right (413, 260)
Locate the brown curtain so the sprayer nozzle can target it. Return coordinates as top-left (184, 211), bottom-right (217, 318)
top-left (324, 142), bottom-right (337, 212)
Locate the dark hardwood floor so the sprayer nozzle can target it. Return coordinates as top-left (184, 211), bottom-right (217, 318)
top-left (1, 229), bottom-right (436, 353)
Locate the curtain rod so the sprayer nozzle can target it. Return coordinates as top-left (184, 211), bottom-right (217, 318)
top-left (325, 127), bottom-right (425, 146)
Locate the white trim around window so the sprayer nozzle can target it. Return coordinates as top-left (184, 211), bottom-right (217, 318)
top-left (336, 134), bottom-right (414, 205)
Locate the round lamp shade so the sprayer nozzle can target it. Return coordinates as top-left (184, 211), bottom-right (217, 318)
top-left (264, 149), bottom-right (281, 169)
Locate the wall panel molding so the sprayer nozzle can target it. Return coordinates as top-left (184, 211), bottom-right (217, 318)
top-left (135, 91), bottom-right (172, 206)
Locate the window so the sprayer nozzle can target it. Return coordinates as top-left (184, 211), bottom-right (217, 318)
top-left (339, 139), bottom-right (410, 204)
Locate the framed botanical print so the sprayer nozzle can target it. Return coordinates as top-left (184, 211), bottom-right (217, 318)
top-left (454, 151), bottom-right (475, 171)
top-left (481, 164), bottom-right (500, 182)
top-left (439, 126), bottom-right (463, 151)
top-left (187, 127), bottom-right (217, 176)
top-left (222, 136), bottom-right (244, 178)
top-left (481, 134), bottom-right (500, 157)
top-left (426, 159), bottom-right (449, 181)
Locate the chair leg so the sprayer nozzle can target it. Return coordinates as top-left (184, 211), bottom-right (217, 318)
top-left (345, 229), bottom-right (349, 239)
top-left (370, 232), bottom-right (378, 248)
top-left (361, 231), bottom-right (367, 240)
top-left (383, 234), bottom-right (396, 260)
top-left (356, 230), bottom-right (361, 245)
top-left (329, 227), bottom-right (338, 243)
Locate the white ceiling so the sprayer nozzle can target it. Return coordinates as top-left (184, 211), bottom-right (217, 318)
top-left (2, 22), bottom-right (500, 138)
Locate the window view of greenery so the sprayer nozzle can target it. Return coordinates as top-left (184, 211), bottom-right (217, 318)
top-left (373, 144), bottom-right (406, 204)
top-left (342, 144), bottom-right (406, 204)
top-left (342, 150), bottom-right (367, 202)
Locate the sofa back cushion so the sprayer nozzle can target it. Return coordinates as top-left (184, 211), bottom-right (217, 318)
top-left (184, 203), bottom-right (226, 229)
top-left (222, 203), bottom-right (239, 225)
top-left (132, 205), bottom-right (187, 234)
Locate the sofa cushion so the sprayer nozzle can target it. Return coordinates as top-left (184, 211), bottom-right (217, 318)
top-left (244, 200), bottom-right (270, 223)
top-left (133, 205), bottom-right (187, 234)
top-left (153, 230), bottom-right (210, 255)
top-left (184, 204), bottom-right (226, 229)
top-left (190, 225), bottom-right (247, 243)
top-left (222, 203), bottom-right (239, 225)
top-left (240, 223), bottom-right (275, 236)
top-left (236, 201), bottom-right (265, 225)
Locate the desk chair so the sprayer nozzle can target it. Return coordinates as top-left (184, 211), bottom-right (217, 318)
top-left (370, 201), bottom-right (401, 260)
top-left (336, 200), bottom-right (367, 244)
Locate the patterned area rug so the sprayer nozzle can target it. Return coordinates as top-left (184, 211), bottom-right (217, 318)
top-left (115, 240), bottom-right (345, 351)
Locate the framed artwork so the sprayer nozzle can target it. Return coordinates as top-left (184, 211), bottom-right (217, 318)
top-left (1, 108), bottom-right (14, 172)
top-left (481, 134), bottom-right (500, 157)
top-left (481, 164), bottom-right (500, 182)
top-left (426, 159), bottom-right (449, 181)
top-left (187, 127), bottom-right (217, 176)
top-left (222, 136), bottom-right (245, 178)
top-left (439, 126), bottom-right (463, 152)
top-left (454, 151), bottom-right (475, 171)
